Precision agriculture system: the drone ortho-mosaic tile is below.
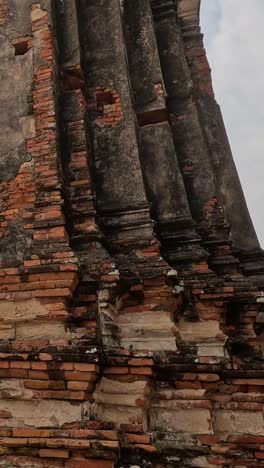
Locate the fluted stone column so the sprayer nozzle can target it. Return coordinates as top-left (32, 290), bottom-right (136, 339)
top-left (76, 0), bottom-right (154, 250)
top-left (177, 0), bottom-right (260, 256)
top-left (54, 0), bottom-right (80, 68)
top-left (214, 110), bottom-right (264, 282)
top-left (209, 104), bottom-right (260, 253)
top-left (124, 0), bottom-right (207, 269)
top-left (151, 0), bottom-right (238, 272)
top-left (177, 0), bottom-right (264, 283)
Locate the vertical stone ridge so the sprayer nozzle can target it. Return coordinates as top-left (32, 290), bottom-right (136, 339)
top-left (151, 0), bottom-right (241, 276)
top-left (178, 4), bottom-right (264, 287)
top-left (0, 1), bottom-right (263, 467)
top-left (75, 0), bottom-right (180, 356)
top-left (124, 0), bottom-right (210, 279)
top-left (53, 0), bottom-right (123, 351)
top-left (76, 0), bottom-right (153, 247)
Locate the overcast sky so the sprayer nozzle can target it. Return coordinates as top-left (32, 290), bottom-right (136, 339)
top-left (201, 0), bottom-right (264, 247)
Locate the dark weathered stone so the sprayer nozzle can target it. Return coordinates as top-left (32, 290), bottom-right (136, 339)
top-left (152, 6), bottom-right (221, 238)
top-left (0, 221), bottom-right (33, 266)
top-left (0, 1), bottom-right (33, 181)
top-left (180, 7), bottom-right (264, 283)
top-left (53, 0), bottom-right (80, 67)
top-left (0, 1), bottom-right (264, 467)
top-left (124, 0), bottom-right (207, 269)
top-left (76, 0), bottom-right (154, 247)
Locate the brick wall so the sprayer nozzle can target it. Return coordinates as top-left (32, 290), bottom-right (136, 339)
top-left (0, 1), bottom-right (263, 467)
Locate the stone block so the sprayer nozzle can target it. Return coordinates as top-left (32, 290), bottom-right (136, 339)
top-left (197, 344), bottom-right (225, 357)
top-left (178, 318), bottom-right (223, 342)
top-left (0, 323), bottom-right (15, 339)
top-left (0, 299), bottom-right (49, 323)
top-left (213, 410), bottom-right (264, 435)
top-left (150, 408), bottom-right (212, 433)
top-left (95, 377), bottom-right (148, 396)
top-left (94, 402), bottom-right (146, 428)
top-left (192, 456), bottom-right (216, 467)
top-left (16, 319), bottom-right (66, 339)
top-left (19, 116), bottom-right (36, 139)
top-left (0, 380), bottom-right (33, 400)
top-left (0, 400), bottom-right (84, 427)
top-left (93, 377), bottom-right (148, 427)
top-left (31, 5), bottom-right (47, 22)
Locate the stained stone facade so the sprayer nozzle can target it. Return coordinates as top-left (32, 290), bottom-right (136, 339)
top-left (0, 1), bottom-right (264, 467)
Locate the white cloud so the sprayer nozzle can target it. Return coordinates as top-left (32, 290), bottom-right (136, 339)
top-left (201, 0), bottom-right (264, 246)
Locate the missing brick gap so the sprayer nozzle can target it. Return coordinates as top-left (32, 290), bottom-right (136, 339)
top-left (226, 302), bottom-right (241, 326)
top-left (60, 67), bottom-right (85, 91)
top-left (96, 91), bottom-right (115, 107)
top-left (12, 37), bottom-right (32, 56)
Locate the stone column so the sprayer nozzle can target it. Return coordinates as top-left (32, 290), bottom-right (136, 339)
top-left (177, 0), bottom-right (260, 255)
top-left (76, 0), bottom-right (180, 354)
top-left (151, 0), bottom-right (238, 272)
top-left (151, 0), bottom-right (217, 235)
top-left (123, 0), bottom-right (207, 270)
top-left (177, 0), bottom-right (264, 282)
top-left (53, 0), bottom-right (80, 68)
top-left (211, 104), bottom-right (260, 254)
top-left (76, 0), bottom-right (154, 250)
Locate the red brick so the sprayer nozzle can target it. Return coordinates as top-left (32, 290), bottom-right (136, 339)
top-left (39, 449), bottom-right (69, 459)
top-left (0, 361), bottom-right (9, 368)
top-left (65, 460), bottom-right (114, 468)
top-left (0, 410), bottom-right (11, 419)
top-left (104, 367), bottom-right (129, 375)
top-left (13, 429), bottom-right (51, 438)
top-left (40, 390), bottom-right (87, 400)
top-left (10, 361), bottom-right (30, 369)
top-left (130, 367), bottom-right (153, 376)
top-left (31, 362), bottom-right (48, 370)
top-left (198, 435), bottom-right (220, 445)
top-left (64, 371), bottom-right (97, 381)
top-left (59, 362), bottom-right (74, 370)
top-left (67, 381), bottom-right (94, 391)
top-left (24, 380), bottom-right (65, 390)
top-left (127, 359), bottom-right (154, 367)
top-left (2, 438), bottom-right (26, 447)
top-left (28, 370), bottom-right (49, 379)
top-left (126, 433), bottom-right (151, 444)
top-left (39, 353), bottom-right (53, 361)
top-left (73, 363), bottom-right (99, 372)
top-left (134, 444), bottom-right (157, 452)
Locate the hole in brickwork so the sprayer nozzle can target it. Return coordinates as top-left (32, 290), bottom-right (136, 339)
top-left (137, 108), bottom-right (168, 127)
top-left (226, 302), bottom-right (241, 326)
top-left (91, 88), bottom-right (123, 126)
top-left (254, 321), bottom-right (264, 336)
top-left (96, 91), bottom-right (115, 107)
top-left (254, 308), bottom-right (264, 336)
top-left (13, 38), bottom-right (30, 56)
top-left (60, 67), bottom-right (85, 92)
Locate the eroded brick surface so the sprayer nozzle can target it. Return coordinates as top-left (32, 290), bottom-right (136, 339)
top-left (0, 0), bottom-right (7, 26)
top-left (91, 87), bottom-right (124, 126)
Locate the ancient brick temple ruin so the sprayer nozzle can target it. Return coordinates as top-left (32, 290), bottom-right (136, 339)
top-left (0, 0), bottom-right (264, 466)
